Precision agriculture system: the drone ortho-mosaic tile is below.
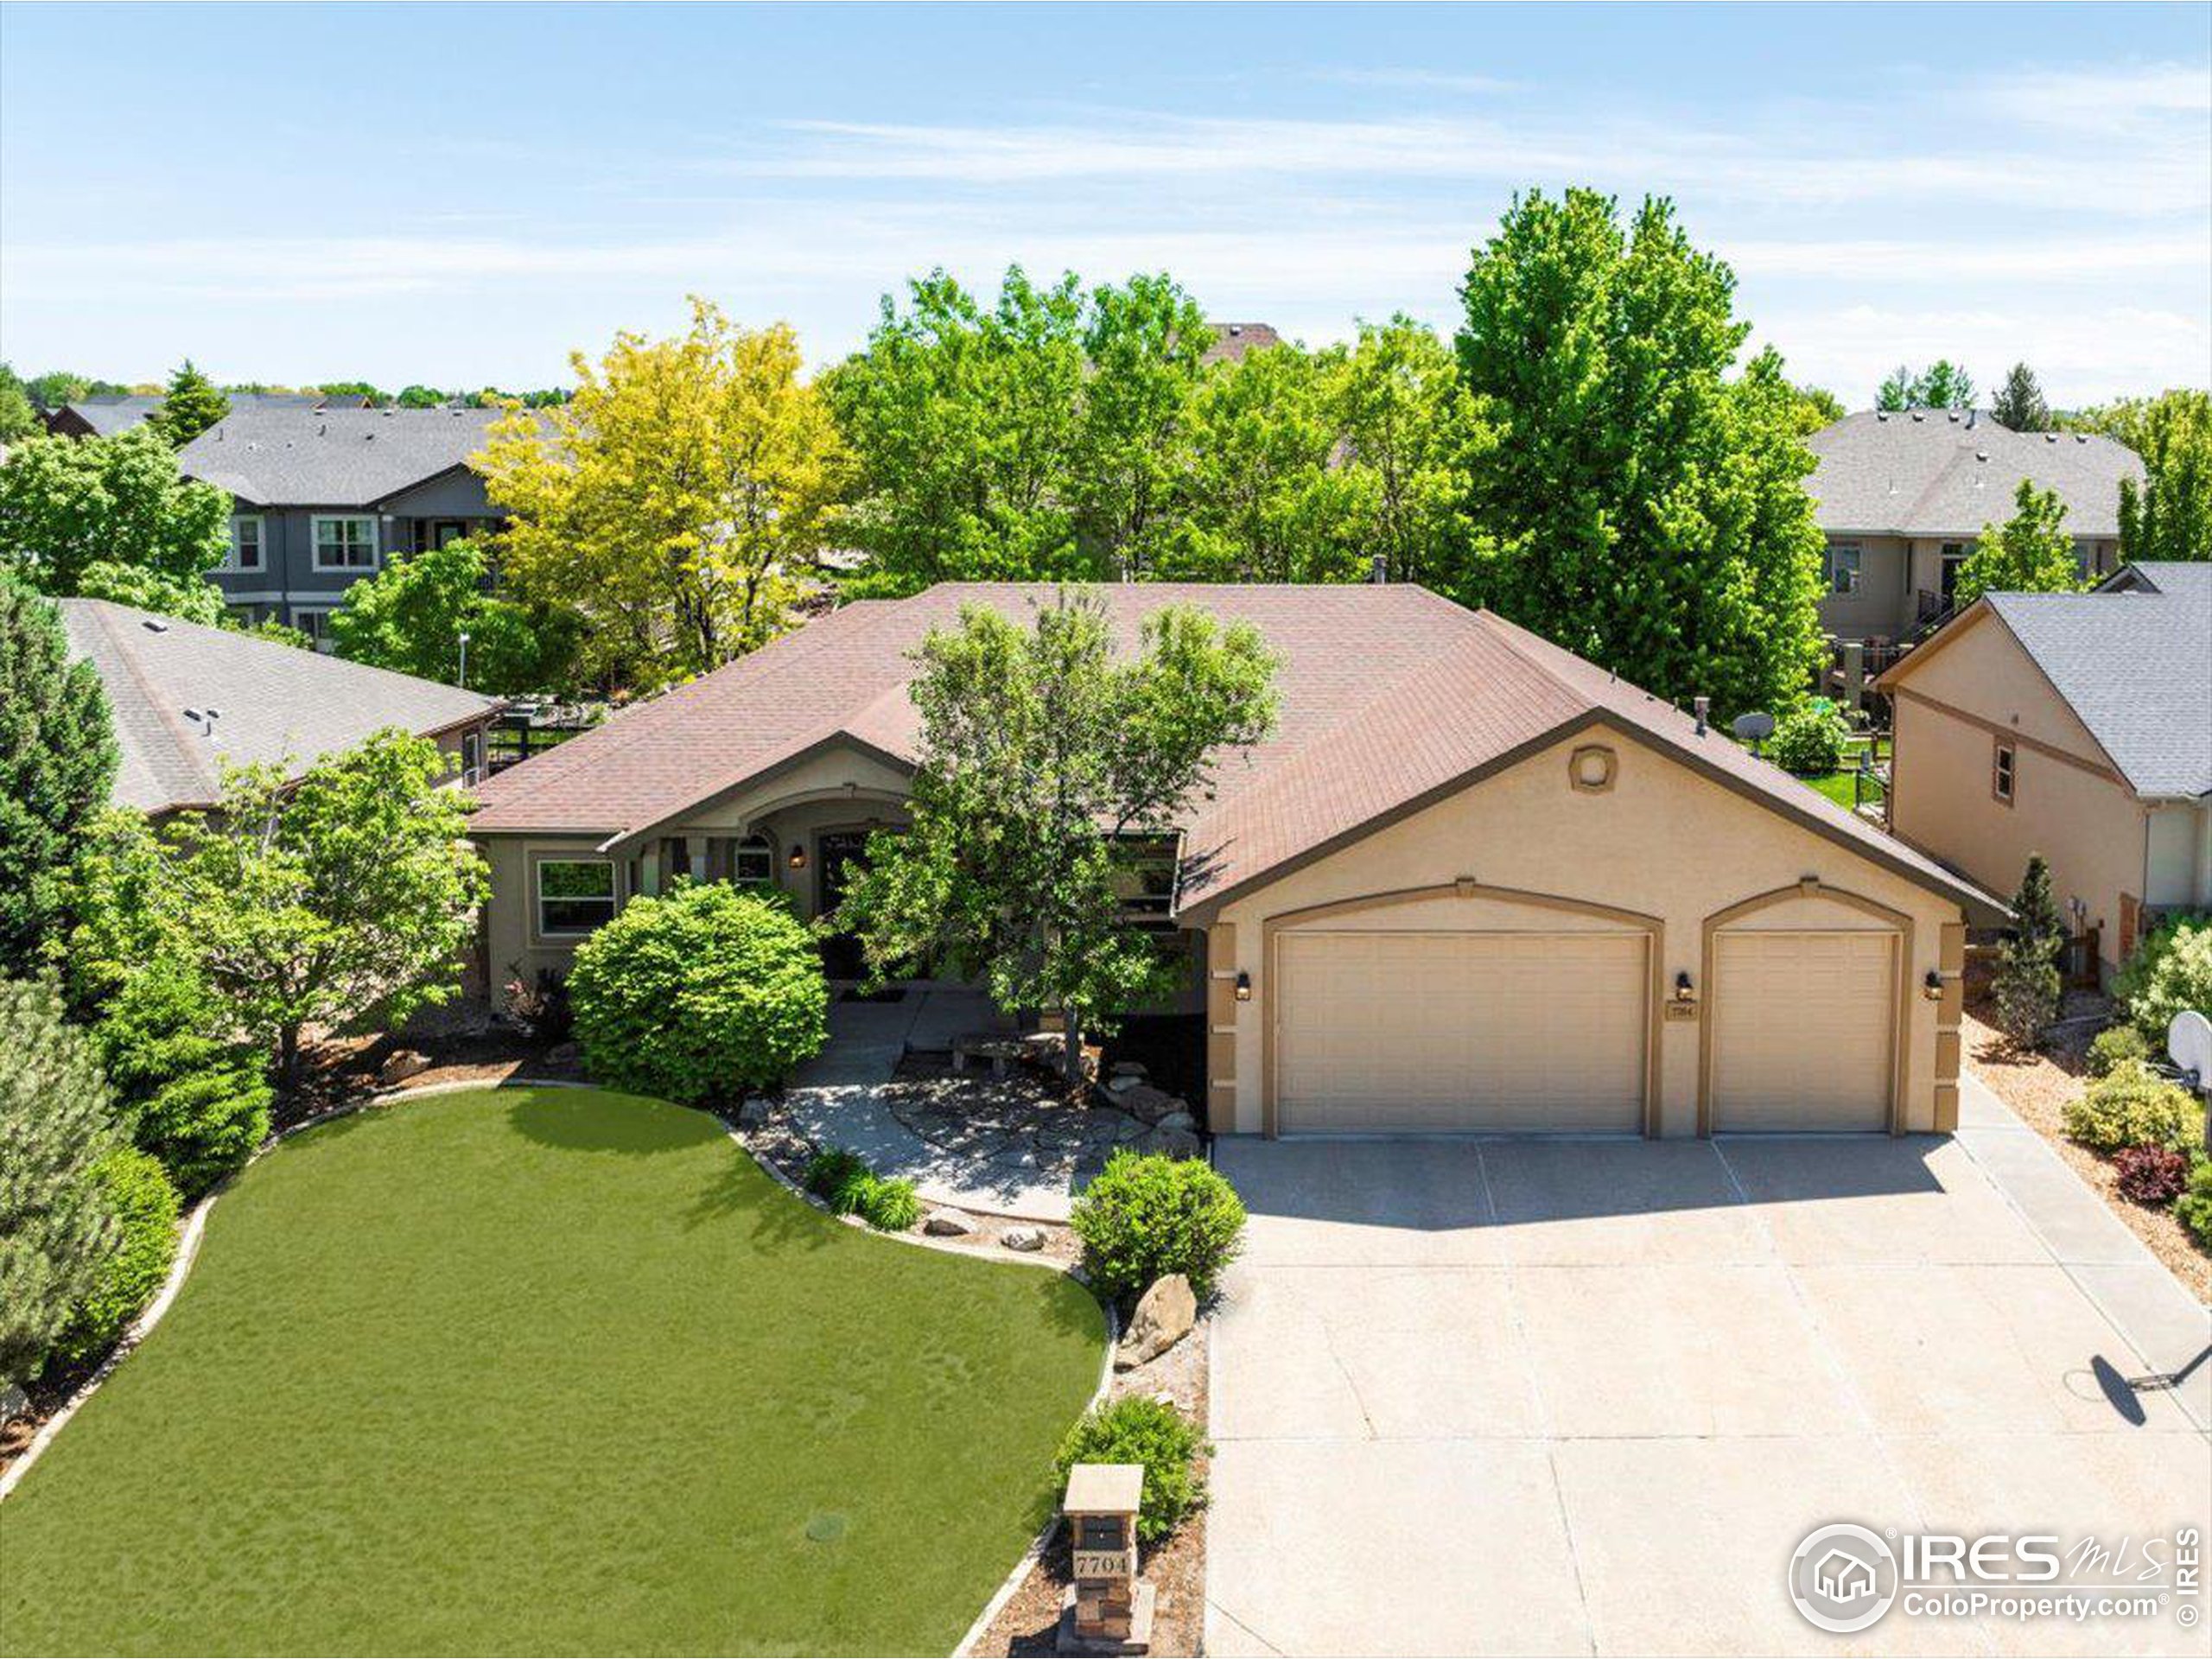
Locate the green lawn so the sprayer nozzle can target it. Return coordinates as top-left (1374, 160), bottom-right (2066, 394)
top-left (1, 1087), bottom-right (1106, 1656)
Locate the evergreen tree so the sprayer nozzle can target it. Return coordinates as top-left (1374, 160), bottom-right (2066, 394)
top-left (149, 359), bottom-right (229, 445)
top-left (1990, 363), bottom-right (2050, 431)
top-left (1992, 854), bottom-right (2065, 1046)
top-left (0, 978), bottom-right (124, 1389)
top-left (0, 581), bottom-right (119, 976)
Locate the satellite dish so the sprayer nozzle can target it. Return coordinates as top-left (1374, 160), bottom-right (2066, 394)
top-left (1732, 712), bottom-right (1776, 741)
top-left (2168, 1009), bottom-right (2212, 1086)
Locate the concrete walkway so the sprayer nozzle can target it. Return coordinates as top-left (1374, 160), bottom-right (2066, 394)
top-left (782, 988), bottom-right (1111, 1222)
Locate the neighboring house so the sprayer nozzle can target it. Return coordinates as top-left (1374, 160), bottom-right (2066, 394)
top-left (1201, 321), bottom-right (1283, 364)
top-left (470, 582), bottom-right (1996, 1140)
top-left (1807, 409), bottom-right (2144, 643)
top-left (175, 404), bottom-right (516, 644)
top-left (58, 597), bottom-right (504, 818)
top-left (41, 390), bottom-right (365, 439)
top-left (1875, 562), bottom-right (2212, 983)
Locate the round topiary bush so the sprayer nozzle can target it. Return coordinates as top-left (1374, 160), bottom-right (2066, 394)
top-left (1055, 1395), bottom-right (1209, 1545)
top-left (2114, 916), bottom-right (2212, 1043)
top-left (2062, 1062), bottom-right (2202, 1155)
top-left (60, 1147), bottom-right (181, 1362)
top-left (568, 882), bottom-right (830, 1106)
top-left (1766, 704), bottom-right (1849, 775)
top-left (2086, 1024), bottom-right (2151, 1079)
top-left (1069, 1150), bottom-right (1246, 1306)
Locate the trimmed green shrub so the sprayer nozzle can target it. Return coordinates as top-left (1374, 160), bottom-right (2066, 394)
top-left (2086, 1024), bottom-right (2151, 1078)
top-left (1767, 705), bottom-right (1848, 775)
top-left (89, 957), bottom-right (270, 1196)
top-left (1056, 1395), bottom-right (1209, 1545)
top-left (134, 1068), bottom-right (271, 1198)
top-left (2174, 1160), bottom-right (2212, 1252)
top-left (568, 882), bottom-right (830, 1106)
top-left (60, 1148), bottom-right (181, 1360)
top-left (804, 1147), bottom-right (872, 1213)
top-left (2062, 1062), bottom-right (2202, 1154)
top-left (2113, 1144), bottom-right (2191, 1206)
top-left (1069, 1150), bottom-right (1246, 1306)
top-left (2115, 916), bottom-right (2212, 1042)
top-left (859, 1176), bottom-right (920, 1232)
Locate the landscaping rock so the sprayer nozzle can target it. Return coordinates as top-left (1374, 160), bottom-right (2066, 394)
top-left (0, 1383), bottom-right (26, 1427)
top-left (543, 1040), bottom-right (582, 1069)
top-left (923, 1208), bottom-right (977, 1237)
top-left (378, 1049), bottom-right (430, 1086)
top-left (736, 1095), bottom-right (773, 1129)
top-left (1103, 1073), bottom-right (1141, 1096)
top-left (1116, 1273), bottom-right (1197, 1369)
top-left (1116, 1083), bottom-right (1185, 1125)
top-left (1154, 1109), bottom-right (1198, 1135)
top-left (1110, 1060), bottom-right (1147, 1081)
top-left (1000, 1226), bottom-right (1046, 1253)
top-left (1141, 1123), bottom-right (1204, 1160)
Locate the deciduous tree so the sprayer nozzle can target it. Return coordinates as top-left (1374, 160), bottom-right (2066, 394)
top-left (2075, 390), bottom-right (2212, 564)
top-left (1878, 359), bottom-right (1976, 410)
top-left (0, 427), bottom-right (232, 620)
top-left (838, 591), bottom-right (1277, 1077)
top-left (328, 537), bottom-right (579, 695)
top-left (1327, 316), bottom-right (1472, 587)
top-left (1454, 190), bottom-right (1827, 715)
top-left (479, 299), bottom-right (845, 690)
top-left (1954, 479), bottom-right (2082, 607)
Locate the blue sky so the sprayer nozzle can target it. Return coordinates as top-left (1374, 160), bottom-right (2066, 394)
top-left (3, 3), bottom-right (2207, 404)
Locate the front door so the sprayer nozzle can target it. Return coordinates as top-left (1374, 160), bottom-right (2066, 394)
top-left (817, 830), bottom-right (875, 981)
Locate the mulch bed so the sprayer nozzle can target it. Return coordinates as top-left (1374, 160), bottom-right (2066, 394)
top-left (972, 1321), bottom-right (1211, 1658)
top-left (1964, 993), bottom-right (2210, 1303)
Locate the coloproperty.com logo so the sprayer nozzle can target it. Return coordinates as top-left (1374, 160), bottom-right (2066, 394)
top-left (1788, 1522), bottom-right (2203, 1635)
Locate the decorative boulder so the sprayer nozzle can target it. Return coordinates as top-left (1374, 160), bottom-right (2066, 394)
top-left (1115, 1273), bottom-right (1198, 1369)
top-left (736, 1095), bottom-right (773, 1129)
top-left (543, 1040), bottom-right (582, 1070)
top-left (378, 1049), bottom-right (430, 1086)
top-left (1116, 1084), bottom-right (1185, 1125)
top-left (1141, 1122), bottom-right (1203, 1160)
top-left (923, 1208), bottom-right (977, 1237)
top-left (1153, 1109), bottom-right (1198, 1135)
top-left (1000, 1225), bottom-right (1046, 1253)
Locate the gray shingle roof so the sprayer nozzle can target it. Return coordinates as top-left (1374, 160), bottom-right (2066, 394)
top-left (1807, 410), bottom-right (2143, 539)
top-left (175, 404), bottom-right (518, 507)
top-left (1982, 563), bottom-right (2211, 798)
top-left (58, 395), bottom-right (165, 435)
top-left (59, 598), bottom-right (503, 814)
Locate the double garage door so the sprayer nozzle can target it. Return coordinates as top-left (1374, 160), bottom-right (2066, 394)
top-left (1272, 925), bottom-right (1896, 1135)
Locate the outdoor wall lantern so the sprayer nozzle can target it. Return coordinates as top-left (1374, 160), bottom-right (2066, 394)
top-left (787, 842), bottom-right (807, 871)
top-left (1674, 970), bottom-right (1695, 1002)
top-left (1923, 969), bottom-right (1945, 1000)
top-left (1235, 970), bottom-right (1252, 1002)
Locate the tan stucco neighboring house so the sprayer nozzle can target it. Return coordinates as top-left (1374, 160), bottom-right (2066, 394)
top-left (468, 582), bottom-right (1999, 1140)
top-left (1807, 409), bottom-right (2143, 643)
top-left (1875, 563), bottom-right (2212, 983)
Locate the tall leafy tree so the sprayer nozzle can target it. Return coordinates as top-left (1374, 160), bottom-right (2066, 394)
top-left (1990, 362), bottom-right (2050, 431)
top-left (0, 581), bottom-right (119, 976)
top-left (1778, 377), bottom-right (1846, 435)
top-left (132, 731), bottom-right (489, 1086)
top-left (1877, 360), bottom-right (1977, 410)
top-left (1954, 479), bottom-right (2082, 607)
top-left (328, 537), bottom-right (580, 695)
top-left (828, 268), bottom-right (1094, 595)
top-left (0, 428), bottom-right (232, 621)
top-left (149, 359), bottom-right (229, 445)
top-left (1074, 273), bottom-right (1212, 579)
top-left (2075, 389), bottom-right (2212, 563)
top-left (1328, 316), bottom-right (1473, 586)
top-left (1454, 189), bottom-right (1826, 715)
top-left (479, 298), bottom-right (845, 691)
top-left (0, 363), bottom-right (36, 442)
top-left (0, 979), bottom-right (124, 1389)
top-left (838, 591), bottom-right (1277, 1078)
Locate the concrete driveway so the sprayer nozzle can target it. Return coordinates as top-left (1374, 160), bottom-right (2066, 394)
top-left (1205, 1102), bottom-right (2211, 1656)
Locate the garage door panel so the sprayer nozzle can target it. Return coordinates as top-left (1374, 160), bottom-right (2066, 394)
top-left (1711, 930), bottom-right (1894, 1132)
top-left (1275, 931), bottom-right (1647, 1134)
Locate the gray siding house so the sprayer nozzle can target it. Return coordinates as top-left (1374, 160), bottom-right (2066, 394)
top-left (176, 405), bottom-right (515, 645)
top-left (1805, 409), bottom-right (2144, 644)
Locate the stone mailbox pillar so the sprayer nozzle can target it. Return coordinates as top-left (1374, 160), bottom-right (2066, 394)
top-left (1058, 1462), bottom-right (1154, 1656)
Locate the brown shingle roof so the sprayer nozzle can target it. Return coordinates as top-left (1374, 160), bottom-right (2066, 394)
top-left (469, 583), bottom-right (1994, 913)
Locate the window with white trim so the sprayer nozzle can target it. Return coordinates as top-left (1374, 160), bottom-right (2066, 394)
top-left (290, 607), bottom-right (333, 646)
top-left (227, 515), bottom-right (264, 571)
top-left (1992, 740), bottom-right (2016, 805)
top-left (732, 835), bottom-right (773, 884)
top-left (537, 858), bottom-right (617, 936)
top-left (312, 514), bottom-right (378, 570)
top-left (1827, 542), bottom-right (1862, 595)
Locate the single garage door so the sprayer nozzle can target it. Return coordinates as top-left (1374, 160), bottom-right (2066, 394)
top-left (1710, 930), bottom-right (1895, 1131)
top-left (1274, 930), bottom-right (1648, 1134)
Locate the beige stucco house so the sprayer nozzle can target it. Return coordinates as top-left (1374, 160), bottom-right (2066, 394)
top-left (468, 583), bottom-right (1999, 1139)
top-left (1876, 563), bottom-right (2212, 984)
top-left (1807, 410), bottom-right (2143, 643)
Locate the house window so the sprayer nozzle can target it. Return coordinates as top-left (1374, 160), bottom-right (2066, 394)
top-left (459, 728), bottom-right (485, 786)
top-left (733, 835), bottom-right (773, 884)
top-left (290, 607), bottom-right (333, 648)
top-left (1827, 542), bottom-right (1862, 595)
top-left (227, 515), bottom-right (264, 571)
top-left (1112, 837), bottom-right (1179, 932)
top-left (1992, 740), bottom-right (2016, 805)
top-left (537, 858), bottom-right (617, 937)
top-left (312, 514), bottom-right (378, 570)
